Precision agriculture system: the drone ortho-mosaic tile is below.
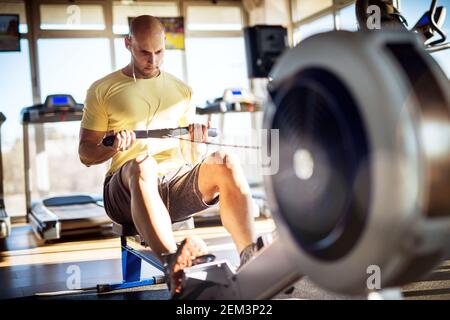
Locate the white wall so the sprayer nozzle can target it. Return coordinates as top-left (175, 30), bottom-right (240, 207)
top-left (264, 0), bottom-right (291, 25)
top-left (246, 0), bottom-right (291, 26)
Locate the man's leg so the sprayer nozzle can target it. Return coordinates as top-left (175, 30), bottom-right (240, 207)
top-left (120, 154), bottom-right (177, 256)
top-left (117, 155), bottom-right (210, 296)
top-left (198, 151), bottom-right (256, 254)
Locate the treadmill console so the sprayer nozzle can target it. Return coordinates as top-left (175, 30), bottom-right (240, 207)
top-left (223, 88), bottom-right (255, 104)
top-left (44, 94), bottom-right (77, 109)
top-left (21, 94), bottom-right (84, 124)
top-left (197, 88), bottom-right (260, 114)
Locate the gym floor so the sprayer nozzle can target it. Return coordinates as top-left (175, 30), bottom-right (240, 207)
top-left (0, 218), bottom-right (273, 300)
top-left (1, 218), bottom-right (450, 300)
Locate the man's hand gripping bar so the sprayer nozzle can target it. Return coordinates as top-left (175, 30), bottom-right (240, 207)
top-left (102, 126), bottom-right (218, 147)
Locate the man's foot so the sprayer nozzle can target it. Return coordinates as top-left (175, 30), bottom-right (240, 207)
top-left (163, 237), bottom-right (211, 298)
top-left (238, 242), bottom-right (259, 269)
top-left (239, 236), bottom-right (269, 269)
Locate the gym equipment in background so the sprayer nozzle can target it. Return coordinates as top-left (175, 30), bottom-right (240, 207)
top-left (196, 88), bottom-right (261, 115)
top-left (195, 87), bottom-right (269, 223)
top-left (356, 0), bottom-right (450, 52)
top-left (21, 95), bottom-right (112, 241)
top-left (0, 112), bottom-right (11, 239)
top-left (243, 25), bottom-right (288, 78)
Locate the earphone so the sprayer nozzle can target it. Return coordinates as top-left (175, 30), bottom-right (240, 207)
top-left (127, 34), bottom-right (132, 49)
top-left (132, 61), bottom-right (137, 83)
top-left (126, 34), bottom-right (137, 83)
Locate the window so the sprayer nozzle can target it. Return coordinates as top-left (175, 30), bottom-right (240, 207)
top-left (0, 1), bottom-right (27, 33)
top-left (0, 39), bottom-right (32, 148)
top-left (185, 37), bottom-right (249, 106)
top-left (185, 3), bottom-right (247, 105)
top-left (35, 125), bottom-right (109, 196)
top-left (186, 5), bottom-right (243, 31)
top-left (0, 39), bottom-right (33, 216)
top-left (38, 38), bottom-right (112, 102)
top-left (339, 3), bottom-right (357, 31)
top-left (183, 3), bottom-right (256, 179)
top-left (292, 0), bottom-right (333, 22)
top-left (162, 50), bottom-right (186, 81)
top-left (113, 1), bottom-right (179, 34)
top-left (183, 3), bottom-right (257, 180)
top-left (40, 4), bottom-right (105, 30)
top-left (34, 38), bottom-right (112, 197)
top-left (294, 14), bottom-right (334, 45)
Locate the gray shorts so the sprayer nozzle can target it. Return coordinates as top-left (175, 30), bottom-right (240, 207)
top-left (103, 160), bottom-right (219, 225)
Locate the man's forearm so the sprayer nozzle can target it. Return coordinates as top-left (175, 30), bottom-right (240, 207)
top-left (79, 141), bottom-right (117, 166)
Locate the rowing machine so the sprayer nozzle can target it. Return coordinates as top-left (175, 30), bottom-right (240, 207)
top-left (172, 30), bottom-right (450, 299)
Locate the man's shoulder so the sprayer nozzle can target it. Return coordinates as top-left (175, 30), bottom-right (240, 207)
top-left (163, 71), bottom-right (192, 97)
top-left (88, 70), bottom-right (123, 92)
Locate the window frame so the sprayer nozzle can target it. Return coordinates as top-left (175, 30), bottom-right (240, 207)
top-left (289, 0), bottom-right (359, 45)
top-left (34, 0), bottom-right (111, 38)
top-left (183, 0), bottom-right (247, 37)
top-left (6, 0), bottom-right (249, 102)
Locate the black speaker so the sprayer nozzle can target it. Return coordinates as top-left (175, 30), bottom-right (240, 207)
top-left (244, 25), bottom-right (288, 78)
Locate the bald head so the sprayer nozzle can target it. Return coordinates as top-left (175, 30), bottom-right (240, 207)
top-left (129, 15), bottom-right (165, 39)
top-left (124, 15), bottom-right (166, 79)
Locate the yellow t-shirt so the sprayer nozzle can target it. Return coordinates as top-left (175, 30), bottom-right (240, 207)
top-left (81, 70), bottom-right (195, 177)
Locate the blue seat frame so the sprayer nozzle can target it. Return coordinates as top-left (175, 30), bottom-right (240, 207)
top-left (97, 219), bottom-right (194, 293)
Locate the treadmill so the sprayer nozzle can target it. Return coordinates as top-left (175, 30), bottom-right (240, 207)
top-left (21, 94), bottom-right (112, 241)
top-left (0, 112), bottom-right (11, 239)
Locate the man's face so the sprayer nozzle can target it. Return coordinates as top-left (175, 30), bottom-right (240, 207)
top-left (126, 31), bottom-right (165, 78)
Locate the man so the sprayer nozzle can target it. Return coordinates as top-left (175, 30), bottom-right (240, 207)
top-left (78, 15), bottom-right (257, 297)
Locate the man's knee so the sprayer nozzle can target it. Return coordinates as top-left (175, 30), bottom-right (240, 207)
top-left (199, 151), bottom-right (251, 199)
top-left (203, 151), bottom-right (245, 184)
top-left (127, 155), bottom-right (159, 183)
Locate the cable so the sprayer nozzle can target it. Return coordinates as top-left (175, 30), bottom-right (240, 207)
top-left (146, 71), bottom-right (163, 128)
top-left (132, 60), bottom-right (137, 83)
top-left (127, 47), bottom-right (255, 150)
top-left (170, 135), bottom-right (261, 150)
